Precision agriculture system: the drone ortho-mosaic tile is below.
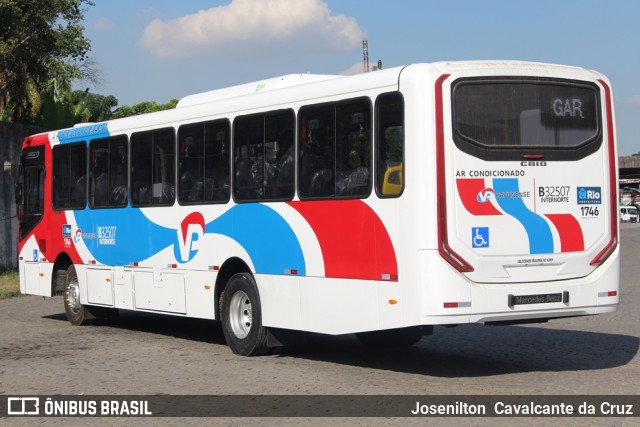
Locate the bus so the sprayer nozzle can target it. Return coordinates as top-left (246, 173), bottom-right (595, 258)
top-left (15, 61), bottom-right (620, 356)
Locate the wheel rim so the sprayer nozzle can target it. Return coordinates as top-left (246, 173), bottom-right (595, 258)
top-left (228, 290), bottom-right (252, 339)
top-left (66, 278), bottom-right (81, 315)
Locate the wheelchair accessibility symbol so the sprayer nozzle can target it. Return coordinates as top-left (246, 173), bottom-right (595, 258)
top-left (472, 227), bottom-right (489, 248)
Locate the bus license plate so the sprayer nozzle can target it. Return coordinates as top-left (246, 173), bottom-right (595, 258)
top-left (508, 292), bottom-right (565, 307)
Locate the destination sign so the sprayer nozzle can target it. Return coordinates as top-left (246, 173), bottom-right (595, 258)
top-left (552, 98), bottom-right (585, 118)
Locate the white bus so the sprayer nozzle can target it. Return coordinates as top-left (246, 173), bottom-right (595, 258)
top-left (16, 61), bottom-right (620, 355)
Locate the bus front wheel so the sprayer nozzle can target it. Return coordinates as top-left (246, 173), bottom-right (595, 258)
top-left (63, 265), bottom-right (95, 325)
top-left (220, 273), bottom-right (270, 356)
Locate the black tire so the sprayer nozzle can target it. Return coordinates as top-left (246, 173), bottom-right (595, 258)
top-left (356, 326), bottom-right (425, 348)
top-left (220, 273), bottom-right (270, 356)
top-left (63, 265), bottom-right (95, 325)
top-left (53, 268), bottom-right (66, 296)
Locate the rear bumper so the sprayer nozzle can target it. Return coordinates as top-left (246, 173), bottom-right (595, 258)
top-left (418, 247), bottom-right (620, 325)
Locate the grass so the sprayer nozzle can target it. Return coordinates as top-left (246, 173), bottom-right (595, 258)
top-left (0, 270), bottom-right (21, 300)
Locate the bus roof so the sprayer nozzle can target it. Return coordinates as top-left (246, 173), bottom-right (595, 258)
top-left (38, 61), bottom-right (605, 142)
top-left (176, 73), bottom-right (341, 108)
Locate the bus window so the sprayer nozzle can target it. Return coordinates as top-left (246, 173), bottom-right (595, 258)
top-left (17, 146), bottom-right (46, 240)
top-left (299, 104), bottom-right (334, 198)
top-left (52, 142), bottom-right (87, 210)
top-left (336, 101), bottom-right (371, 197)
top-left (299, 98), bottom-right (371, 199)
top-left (89, 135), bottom-right (128, 208)
top-left (375, 92), bottom-right (404, 197)
top-left (452, 79), bottom-right (600, 160)
top-left (233, 110), bottom-right (294, 202)
top-left (178, 119), bottom-right (230, 204)
top-left (130, 128), bottom-right (175, 206)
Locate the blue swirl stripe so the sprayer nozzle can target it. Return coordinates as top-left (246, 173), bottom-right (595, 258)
top-left (74, 207), bottom-right (176, 265)
top-left (76, 204), bottom-right (306, 276)
top-left (492, 178), bottom-right (553, 254)
top-left (206, 204), bottom-right (306, 275)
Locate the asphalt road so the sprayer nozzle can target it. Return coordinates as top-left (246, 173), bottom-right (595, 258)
top-left (1, 224), bottom-right (639, 426)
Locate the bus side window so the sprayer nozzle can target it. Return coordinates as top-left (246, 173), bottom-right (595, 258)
top-left (375, 92), bottom-right (404, 197)
top-left (298, 98), bottom-right (371, 199)
top-left (130, 128), bottom-right (175, 207)
top-left (233, 110), bottom-right (294, 202)
top-left (335, 100), bottom-right (371, 197)
top-left (178, 119), bottom-right (230, 204)
top-left (89, 135), bottom-right (128, 208)
top-left (52, 142), bottom-right (87, 210)
top-left (299, 105), bottom-right (335, 199)
top-left (264, 111), bottom-right (295, 199)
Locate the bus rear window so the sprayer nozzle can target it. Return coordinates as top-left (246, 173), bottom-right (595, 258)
top-left (453, 79), bottom-right (600, 153)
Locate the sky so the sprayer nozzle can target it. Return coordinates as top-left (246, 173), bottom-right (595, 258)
top-left (76, 0), bottom-right (640, 155)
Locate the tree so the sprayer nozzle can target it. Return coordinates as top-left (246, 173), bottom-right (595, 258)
top-left (70, 89), bottom-right (118, 122)
top-left (34, 84), bottom-right (118, 129)
top-left (0, 0), bottom-right (98, 123)
top-left (112, 99), bottom-right (179, 119)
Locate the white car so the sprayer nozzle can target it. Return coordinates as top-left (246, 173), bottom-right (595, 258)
top-left (620, 205), bottom-right (639, 223)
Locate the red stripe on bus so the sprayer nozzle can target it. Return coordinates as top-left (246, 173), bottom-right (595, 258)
top-left (545, 214), bottom-right (584, 252)
top-left (288, 200), bottom-right (398, 281)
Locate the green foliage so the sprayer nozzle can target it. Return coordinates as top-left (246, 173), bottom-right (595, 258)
top-left (112, 99), bottom-right (179, 119)
top-left (0, 0), bottom-right (96, 123)
top-left (34, 79), bottom-right (77, 129)
top-left (34, 83), bottom-right (120, 129)
top-left (74, 90), bottom-right (118, 122)
top-left (0, 271), bottom-right (21, 300)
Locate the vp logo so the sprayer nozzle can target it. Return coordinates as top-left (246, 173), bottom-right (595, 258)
top-left (177, 212), bottom-right (205, 263)
top-left (74, 229), bottom-right (82, 244)
top-left (476, 188), bottom-right (494, 203)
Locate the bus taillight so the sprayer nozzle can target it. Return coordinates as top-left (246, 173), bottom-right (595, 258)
top-left (435, 74), bottom-right (474, 273)
top-left (590, 79), bottom-right (618, 267)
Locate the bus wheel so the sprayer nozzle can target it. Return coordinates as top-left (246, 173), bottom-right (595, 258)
top-left (356, 326), bottom-right (425, 348)
top-left (63, 265), bottom-right (95, 325)
top-left (220, 273), bottom-right (270, 356)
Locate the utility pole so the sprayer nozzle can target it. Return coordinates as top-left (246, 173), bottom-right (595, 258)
top-left (362, 40), bottom-right (369, 73)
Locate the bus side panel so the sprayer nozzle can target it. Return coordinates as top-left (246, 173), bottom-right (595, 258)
top-left (419, 249), bottom-right (472, 324)
top-left (297, 277), bottom-right (403, 335)
top-left (132, 269), bottom-right (187, 314)
top-left (86, 267), bottom-right (115, 306)
top-left (21, 263), bottom-right (53, 297)
top-left (183, 270), bottom-right (217, 320)
top-left (255, 274), bottom-right (302, 330)
top-left (114, 267), bottom-right (134, 310)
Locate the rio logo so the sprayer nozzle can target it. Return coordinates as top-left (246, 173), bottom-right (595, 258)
top-left (577, 187), bottom-right (601, 205)
top-left (177, 212), bottom-right (205, 262)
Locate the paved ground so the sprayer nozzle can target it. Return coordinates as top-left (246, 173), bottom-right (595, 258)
top-left (1, 224), bottom-right (639, 426)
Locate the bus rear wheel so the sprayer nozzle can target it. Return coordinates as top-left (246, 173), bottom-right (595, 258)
top-left (220, 273), bottom-right (270, 356)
